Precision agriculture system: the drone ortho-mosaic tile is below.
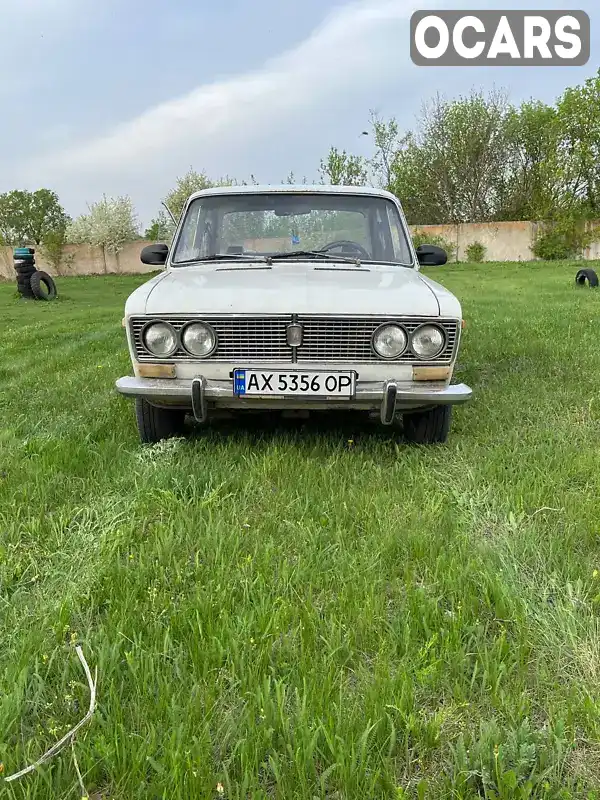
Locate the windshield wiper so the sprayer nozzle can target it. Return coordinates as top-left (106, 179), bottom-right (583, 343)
top-left (268, 250), bottom-right (361, 265)
top-left (175, 253), bottom-right (268, 264)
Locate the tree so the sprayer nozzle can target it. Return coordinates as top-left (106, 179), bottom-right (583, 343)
top-left (145, 212), bottom-right (172, 242)
top-left (319, 147), bottom-right (368, 186)
top-left (0, 188), bottom-right (70, 245)
top-left (389, 89), bottom-right (511, 224)
top-left (67, 195), bottom-right (140, 252)
top-left (555, 69), bottom-right (600, 217)
top-left (500, 101), bottom-right (561, 221)
top-left (164, 168), bottom-right (214, 221)
top-left (368, 111), bottom-right (402, 190)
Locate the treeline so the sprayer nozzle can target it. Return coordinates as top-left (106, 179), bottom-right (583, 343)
top-left (1, 69), bottom-right (599, 264)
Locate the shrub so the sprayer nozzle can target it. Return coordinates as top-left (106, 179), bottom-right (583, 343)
top-left (41, 229), bottom-right (73, 276)
top-left (532, 216), bottom-right (598, 260)
top-left (465, 241), bottom-right (487, 262)
top-left (411, 228), bottom-right (457, 262)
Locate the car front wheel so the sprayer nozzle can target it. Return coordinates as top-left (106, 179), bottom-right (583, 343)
top-left (135, 398), bottom-right (186, 443)
top-left (403, 405), bottom-right (452, 444)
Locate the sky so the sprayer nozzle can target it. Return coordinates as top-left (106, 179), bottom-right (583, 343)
top-left (0, 0), bottom-right (598, 227)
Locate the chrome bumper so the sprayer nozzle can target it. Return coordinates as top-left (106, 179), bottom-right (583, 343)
top-left (115, 376), bottom-right (472, 425)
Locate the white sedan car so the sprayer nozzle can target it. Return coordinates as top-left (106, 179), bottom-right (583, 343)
top-left (116, 185), bottom-right (471, 444)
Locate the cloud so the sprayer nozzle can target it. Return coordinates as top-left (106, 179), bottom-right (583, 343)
top-left (26, 0), bottom-right (432, 184)
top-left (0, 0), bottom-right (100, 99)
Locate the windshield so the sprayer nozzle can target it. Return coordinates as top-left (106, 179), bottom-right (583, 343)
top-left (171, 192), bottom-right (414, 266)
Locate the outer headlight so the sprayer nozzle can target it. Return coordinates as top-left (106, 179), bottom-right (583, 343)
top-left (411, 324), bottom-right (445, 359)
top-left (372, 324), bottom-right (408, 359)
top-left (181, 322), bottom-right (216, 357)
top-left (142, 321), bottom-right (178, 357)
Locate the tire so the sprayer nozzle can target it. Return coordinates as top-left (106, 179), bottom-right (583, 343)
top-left (30, 270), bottom-right (57, 300)
top-left (15, 266), bottom-right (36, 277)
top-left (575, 268), bottom-right (599, 288)
top-left (403, 405), bottom-right (452, 444)
top-left (14, 247), bottom-right (35, 255)
top-left (135, 398), bottom-right (186, 443)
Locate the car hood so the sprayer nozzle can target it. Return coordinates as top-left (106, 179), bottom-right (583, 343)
top-left (126, 263), bottom-right (460, 318)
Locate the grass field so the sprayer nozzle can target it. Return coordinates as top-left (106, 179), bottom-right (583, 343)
top-left (1, 262), bottom-right (600, 799)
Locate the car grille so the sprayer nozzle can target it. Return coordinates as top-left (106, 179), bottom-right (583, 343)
top-left (130, 315), bottom-right (459, 364)
top-left (130, 316), bottom-right (291, 362)
top-left (297, 316), bottom-right (458, 363)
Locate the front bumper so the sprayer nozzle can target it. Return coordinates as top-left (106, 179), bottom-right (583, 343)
top-left (115, 376), bottom-right (472, 425)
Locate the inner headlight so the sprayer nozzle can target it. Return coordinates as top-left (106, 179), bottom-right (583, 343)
top-left (181, 322), bottom-right (216, 357)
top-left (372, 324), bottom-right (408, 359)
top-left (411, 324), bottom-right (445, 359)
top-left (142, 321), bottom-right (178, 357)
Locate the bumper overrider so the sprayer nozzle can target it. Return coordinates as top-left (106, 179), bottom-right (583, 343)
top-left (115, 375), bottom-right (472, 426)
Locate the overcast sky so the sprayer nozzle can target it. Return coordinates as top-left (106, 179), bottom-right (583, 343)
top-left (1, 0), bottom-right (598, 226)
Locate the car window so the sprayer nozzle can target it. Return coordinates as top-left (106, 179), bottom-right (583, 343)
top-left (220, 208), bottom-right (371, 254)
top-left (172, 193), bottom-right (414, 265)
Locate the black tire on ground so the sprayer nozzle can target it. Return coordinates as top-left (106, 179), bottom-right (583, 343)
top-left (403, 405), bottom-right (452, 444)
top-left (30, 270), bottom-right (57, 300)
top-left (575, 268), bottom-right (599, 288)
top-left (135, 398), bottom-right (186, 443)
top-left (17, 282), bottom-right (34, 294)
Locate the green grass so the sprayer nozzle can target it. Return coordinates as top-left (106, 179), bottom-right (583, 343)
top-left (1, 262), bottom-right (600, 799)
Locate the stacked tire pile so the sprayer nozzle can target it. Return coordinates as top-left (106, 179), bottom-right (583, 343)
top-left (14, 247), bottom-right (58, 300)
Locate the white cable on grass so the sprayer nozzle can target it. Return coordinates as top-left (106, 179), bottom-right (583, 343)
top-left (4, 645), bottom-right (97, 783)
top-left (71, 738), bottom-right (88, 798)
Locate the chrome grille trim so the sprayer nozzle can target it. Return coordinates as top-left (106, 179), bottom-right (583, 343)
top-left (130, 315), bottom-right (459, 364)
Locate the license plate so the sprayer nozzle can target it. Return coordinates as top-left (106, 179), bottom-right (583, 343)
top-left (233, 369), bottom-right (355, 397)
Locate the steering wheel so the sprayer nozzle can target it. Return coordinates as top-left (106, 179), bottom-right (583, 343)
top-left (320, 240), bottom-right (370, 259)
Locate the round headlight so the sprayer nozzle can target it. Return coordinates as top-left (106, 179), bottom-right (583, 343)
top-left (411, 325), bottom-right (445, 359)
top-left (142, 321), bottom-right (178, 357)
top-left (372, 324), bottom-right (408, 359)
top-left (181, 322), bottom-right (216, 357)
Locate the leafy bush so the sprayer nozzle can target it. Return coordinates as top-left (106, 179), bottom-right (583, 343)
top-left (532, 216), bottom-right (598, 260)
top-left (465, 240), bottom-right (487, 262)
top-left (450, 719), bottom-right (569, 797)
top-left (41, 228), bottom-right (73, 276)
top-left (411, 227), bottom-right (457, 262)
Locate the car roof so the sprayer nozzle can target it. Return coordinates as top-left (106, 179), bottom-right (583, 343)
top-left (187, 184), bottom-right (399, 202)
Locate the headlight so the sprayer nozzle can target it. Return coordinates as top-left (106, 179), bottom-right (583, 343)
top-left (372, 324), bottom-right (408, 359)
top-left (181, 322), bottom-right (216, 357)
top-left (411, 324), bottom-right (445, 359)
top-left (142, 321), bottom-right (178, 357)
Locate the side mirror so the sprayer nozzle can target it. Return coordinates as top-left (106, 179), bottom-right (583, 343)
top-left (140, 243), bottom-right (169, 266)
top-left (416, 244), bottom-right (447, 266)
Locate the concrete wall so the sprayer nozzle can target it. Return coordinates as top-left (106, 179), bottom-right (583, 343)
top-left (0, 241), bottom-right (160, 281)
top-left (408, 221), bottom-right (536, 262)
top-left (1, 220), bottom-right (599, 280)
